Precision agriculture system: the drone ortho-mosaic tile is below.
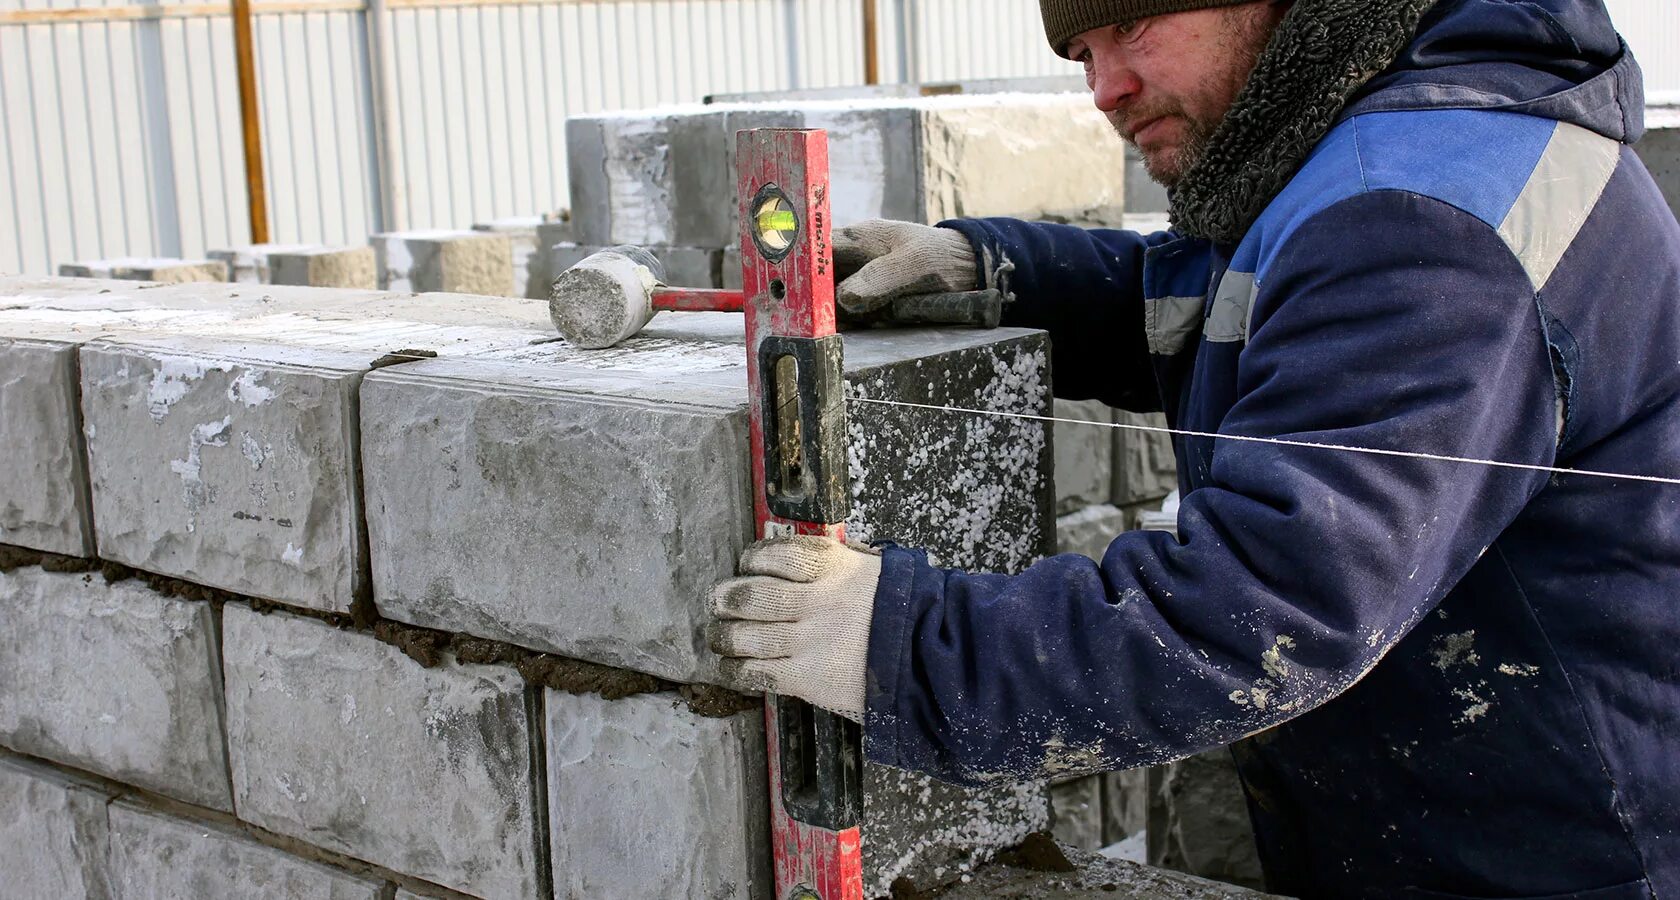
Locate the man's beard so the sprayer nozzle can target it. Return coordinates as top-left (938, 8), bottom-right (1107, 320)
top-left (1114, 113), bottom-right (1217, 189)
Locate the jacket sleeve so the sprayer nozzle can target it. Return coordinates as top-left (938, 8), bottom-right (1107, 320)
top-left (940, 217), bottom-right (1175, 411)
top-left (868, 191), bottom-right (1561, 786)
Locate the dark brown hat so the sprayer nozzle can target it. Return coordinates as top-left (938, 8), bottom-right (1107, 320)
top-left (1040, 0), bottom-right (1255, 57)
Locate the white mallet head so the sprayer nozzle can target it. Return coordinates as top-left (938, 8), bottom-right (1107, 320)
top-left (548, 246), bottom-right (666, 349)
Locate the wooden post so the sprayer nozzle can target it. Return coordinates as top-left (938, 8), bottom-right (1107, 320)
top-left (862, 0), bottom-right (879, 85)
top-left (230, 0), bottom-right (270, 244)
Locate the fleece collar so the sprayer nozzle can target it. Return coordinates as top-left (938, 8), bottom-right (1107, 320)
top-left (1167, 0), bottom-right (1440, 243)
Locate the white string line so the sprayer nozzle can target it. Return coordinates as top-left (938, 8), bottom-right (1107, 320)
top-left (846, 396), bottom-right (1680, 488)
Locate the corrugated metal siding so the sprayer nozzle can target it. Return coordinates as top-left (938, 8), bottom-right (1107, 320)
top-left (3, 0), bottom-right (1678, 276)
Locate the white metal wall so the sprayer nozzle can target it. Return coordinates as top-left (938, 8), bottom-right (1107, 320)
top-left (2, 0), bottom-right (1677, 276)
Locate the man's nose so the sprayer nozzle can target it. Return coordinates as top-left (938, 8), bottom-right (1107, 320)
top-left (1089, 53), bottom-right (1141, 113)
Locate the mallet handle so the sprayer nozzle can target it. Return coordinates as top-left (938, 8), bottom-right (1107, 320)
top-left (651, 286), bottom-right (1003, 328)
top-left (651, 287), bottom-right (747, 313)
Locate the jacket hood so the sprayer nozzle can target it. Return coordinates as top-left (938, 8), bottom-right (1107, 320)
top-left (1167, 0), bottom-right (1644, 243)
top-left (1348, 0), bottom-right (1645, 143)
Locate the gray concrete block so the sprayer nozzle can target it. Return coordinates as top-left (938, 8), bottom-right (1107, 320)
top-left (222, 605), bottom-right (544, 898)
top-left (371, 230), bottom-right (515, 296)
top-left (1636, 108), bottom-right (1680, 220)
top-left (268, 247), bottom-right (379, 289)
top-left (208, 244), bottom-right (323, 284)
top-left (107, 801), bottom-right (386, 898)
top-left (940, 841), bottom-right (1273, 899)
top-left (1051, 775), bottom-right (1105, 851)
top-left (80, 338), bottom-right (372, 613)
top-left (0, 568), bottom-right (232, 811)
top-left (548, 242), bottom-right (721, 289)
top-left (721, 246), bottom-right (744, 290)
top-left (1054, 399), bottom-right (1115, 515)
top-left (546, 690), bottom-right (769, 899)
top-left (0, 338), bottom-right (95, 556)
top-left (1125, 143), bottom-right (1172, 215)
top-left (527, 219), bottom-right (578, 300)
top-left (1147, 751), bottom-right (1263, 889)
top-left (0, 755), bottom-right (114, 899)
top-left (864, 767), bottom-right (1050, 897)
top-left (59, 258), bottom-right (230, 283)
top-left (1114, 411), bottom-right (1178, 507)
top-left (1104, 768), bottom-right (1148, 845)
top-left (566, 108), bottom-right (735, 248)
top-left (1057, 504), bottom-right (1127, 561)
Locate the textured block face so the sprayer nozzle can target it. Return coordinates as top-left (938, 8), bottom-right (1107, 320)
top-left (0, 756), bottom-right (113, 899)
top-left (60, 258), bottom-right (230, 283)
top-left (80, 339), bottom-right (368, 612)
top-left (568, 109), bottom-right (734, 247)
top-left (0, 338), bottom-right (93, 555)
top-left (0, 569), bottom-right (232, 811)
top-left (1054, 399), bottom-right (1116, 515)
top-left (108, 802), bottom-right (386, 899)
top-left (546, 691), bottom-right (769, 899)
top-left (917, 98), bottom-right (1124, 222)
top-left (209, 244), bottom-right (321, 284)
top-left (269, 247), bottom-right (379, 290)
top-left (373, 231), bottom-right (514, 296)
top-left (360, 346), bottom-right (753, 683)
top-left (473, 218), bottom-right (545, 299)
top-left (1051, 775), bottom-right (1106, 851)
top-left (222, 606), bottom-right (544, 898)
top-left (1113, 412), bottom-right (1178, 507)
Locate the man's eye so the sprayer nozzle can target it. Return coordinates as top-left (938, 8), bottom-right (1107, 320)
top-left (1116, 20), bottom-right (1146, 43)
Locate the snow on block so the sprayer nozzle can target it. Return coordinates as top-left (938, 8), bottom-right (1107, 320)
top-left (0, 755), bottom-right (115, 899)
top-left (221, 605), bottom-right (544, 898)
top-left (371, 230), bottom-right (515, 296)
top-left (546, 690), bottom-right (770, 899)
top-left (80, 337), bottom-right (373, 612)
top-left (0, 568), bottom-right (232, 811)
top-left (108, 801), bottom-right (387, 898)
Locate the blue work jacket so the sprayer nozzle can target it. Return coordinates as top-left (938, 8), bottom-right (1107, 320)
top-left (863, 1), bottom-right (1680, 896)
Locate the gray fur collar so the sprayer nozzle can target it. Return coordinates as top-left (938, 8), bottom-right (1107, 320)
top-left (1168, 0), bottom-right (1440, 243)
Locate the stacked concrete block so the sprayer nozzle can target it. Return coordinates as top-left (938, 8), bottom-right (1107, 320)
top-left (566, 93), bottom-right (1125, 249)
top-left (268, 246), bottom-right (379, 289)
top-left (1055, 399), bottom-right (1117, 515)
top-left (1051, 775), bottom-right (1106, 851)
top-left (59, 257), bottom-right (230, 283)
top-left (0, 568), bottom-right (234, 810)
top-left (526, 218), bottom-right (578, 298)
top-left (222, 605), bottom-right (546, 898)
top-left (474, 215), bottom-right (547, 298)
top-left (548, 241), bottom-right (722, 289)
top-left (208, 243), bottom-right (322, 284)
top-left (0, 755), bottom-right (114, 898)
top-left (547, 691), bottom-right (769, 898)
top-left (1636, 105), bottom-right (1680, 219)
top-left (1114, 410), bottom-right (1179, 508)
top-left (940, 840), bottom-right (1272, 898)
top-left (371, 229), bottom-right (515, 296)
top-left (108, 801), bottom-right (388, 898)
top-left (1147, 752), bottom-right (1264, 889)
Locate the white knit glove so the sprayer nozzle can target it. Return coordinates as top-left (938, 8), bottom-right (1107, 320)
top-left (833, 220), bottom-right (979, 316)
top-left (707, 536), bottom-right (882, 723)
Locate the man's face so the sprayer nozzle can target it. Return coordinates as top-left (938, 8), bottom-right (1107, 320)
top-left (1068, 3), bottom-right (1288, 187)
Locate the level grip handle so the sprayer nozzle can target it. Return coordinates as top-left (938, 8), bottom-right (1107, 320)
top-left (884, 288), bottom-right (1003, 329)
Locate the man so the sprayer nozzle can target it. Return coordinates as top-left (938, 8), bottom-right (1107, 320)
top-left (710, 0), bottom-right (1680, 895)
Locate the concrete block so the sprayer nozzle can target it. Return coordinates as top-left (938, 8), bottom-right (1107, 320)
top-left (80, 338), bottom-right (373, 613)
top-left (1125, 143), bottom-right (1172, 215)
top-left (1104, 768), bottom-right (1148, 845)
top-left (0, 755), bottom-right (114, 899)
top-left (940, 840), bottom-right (1273, 898)
top-left (108, 801), bottom-right (386, 898)
top-left (0, 337), bottom-right (95, 555)
top-left (527, 219), bottom-right (578, 300)
top-left (474, 216), bottom-right (546, 299)
top-left (864, 766), bottom-right (1050, 897)
top-left (222, 605), bottom-right (544, 899)
top-left (546, 690), bottom-right (769, 899)
top-left (1113, 411), bottom-right (1178, 507)
top-left (372, 230), bottom-right (515, 296)
top-left (59, 257), bottom-right (230, 283)
top-left (208, 244), bottom-right (322, 284)
top-left (1057, 504), bottom-right (1128, 561)
top-left (268, 246), bottom-right (379, 289)
top-left (1051, 775), bottom-right (1106, 851)
top-left (0, 568), bottom-right (232, 811)
top-left (362, 318), bottom-right (1051, 682)
top-left (1636, 107), bottom-right (1680, 219)
top-left (721, 246), bottom-right (744, 290)
top-left (566, 108), bottom-right (734, 247)
top-left (1054, 399), bottom-right (1115, 515)
top-left (1147, 750), bottom-right (1263, 888)
top-left (548, 242), bottom-right (721, 289)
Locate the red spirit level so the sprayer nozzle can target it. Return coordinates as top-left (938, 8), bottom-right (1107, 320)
top-left (737, 128), bottom-right (866, 900)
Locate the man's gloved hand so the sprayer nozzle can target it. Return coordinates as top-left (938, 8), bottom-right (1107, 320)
top-left (707, 536), bottom-right (881, 723)
top-left (833, 220), bottom-right (978, 316)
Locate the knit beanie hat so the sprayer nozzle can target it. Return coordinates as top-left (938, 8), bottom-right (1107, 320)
top-left (1040, 0), bottom-right (1255, 57)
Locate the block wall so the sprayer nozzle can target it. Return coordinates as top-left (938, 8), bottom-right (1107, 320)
top-left (0, 275), bottom-right (1058, 898)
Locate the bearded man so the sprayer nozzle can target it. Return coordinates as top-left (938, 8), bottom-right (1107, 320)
top-left (710, 1), bottom-right (1680, 894)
